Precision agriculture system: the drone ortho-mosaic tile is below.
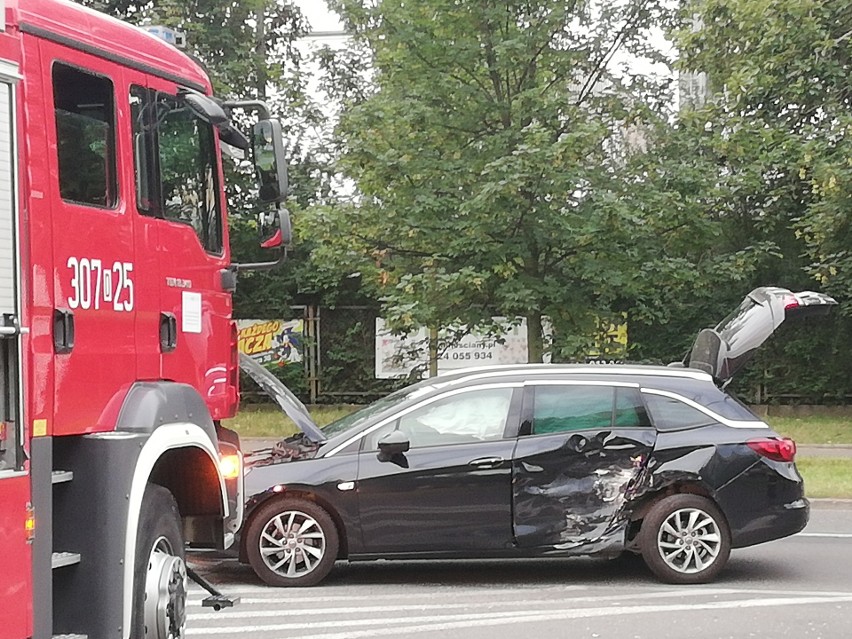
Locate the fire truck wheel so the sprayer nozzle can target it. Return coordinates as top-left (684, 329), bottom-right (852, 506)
top-left (131, 483), bottom-right (187, 639)
top-left (246, 497), bottom-right (339, 587)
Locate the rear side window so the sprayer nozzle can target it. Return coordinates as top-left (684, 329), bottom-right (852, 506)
top-left (648, 380), bottom-right (761, 422)
top-left (529, 385), bottom-right (647, 435)
top-left (643, 393), bottom-right (716, 431)
top-left (53, 64), bottom-right (117, 207)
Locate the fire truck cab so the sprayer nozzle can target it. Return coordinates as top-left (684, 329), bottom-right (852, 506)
top-left (0, 1), bottom-right (287, 637)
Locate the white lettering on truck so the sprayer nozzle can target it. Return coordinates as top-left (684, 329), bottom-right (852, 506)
top-left (67, 257), bottom-right (135, 311)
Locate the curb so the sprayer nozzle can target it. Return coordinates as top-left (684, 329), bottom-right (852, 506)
top-left (799, 444), bottom-right (852, 450)
top-left (809, 498), bottom-right (852, 510)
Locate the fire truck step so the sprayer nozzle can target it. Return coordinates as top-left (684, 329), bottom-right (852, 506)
top-left (51, 470), bottom-right (74, 484)
top-left (51, 551), bottom-right (81, 569)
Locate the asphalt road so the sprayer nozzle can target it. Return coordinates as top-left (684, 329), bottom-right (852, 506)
top-left (187, 507), bottom-right (852, 639)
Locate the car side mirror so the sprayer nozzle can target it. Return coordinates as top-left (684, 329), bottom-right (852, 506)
top-left (377, 430), bottom-right (410, 462)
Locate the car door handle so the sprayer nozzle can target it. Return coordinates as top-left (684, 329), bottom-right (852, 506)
top-left (468, 456), bottom-right (504, 469)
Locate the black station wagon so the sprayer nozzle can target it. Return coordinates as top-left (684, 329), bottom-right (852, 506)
top-left (237, 287), bottom-right (835, 587)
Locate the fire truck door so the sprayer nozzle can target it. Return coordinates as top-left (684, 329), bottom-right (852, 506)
top-left (43, 46), bottom-right (138, 434)
top-left (128, 77), bottom-right (234, 419)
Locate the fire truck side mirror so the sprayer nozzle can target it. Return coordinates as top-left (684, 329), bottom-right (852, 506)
top-left (252, 120), bottom-right (288, 204)
top-left (233, 206), bottom-right (291, 272)
top-left (259, 208), bottom-right (292, 250)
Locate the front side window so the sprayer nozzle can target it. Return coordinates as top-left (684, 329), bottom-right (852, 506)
top-left (364, 387), bottom-right (514, 450)
top-left (53, 64), bottom-right (117, 207)
top-left (130, 85), bottom-right (223, 254)
top-left (529, 385), bottom-right (646, 435)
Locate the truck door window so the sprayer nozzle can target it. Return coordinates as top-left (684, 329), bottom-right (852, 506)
top-left (130, 85), bottom-right (223, 255)
top-left (52, 64), bottom-right (117, 208)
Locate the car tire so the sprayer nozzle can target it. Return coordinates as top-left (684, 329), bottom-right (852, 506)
top-left (639, 494), bottom-right (731, 585)
top-left (246, 497), bottom-right (339, 587)
top-left (131, 483), bottom-right (187, 639)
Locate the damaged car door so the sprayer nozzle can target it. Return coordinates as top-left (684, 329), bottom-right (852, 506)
top-left (512, 382), bottom-right (655, 550)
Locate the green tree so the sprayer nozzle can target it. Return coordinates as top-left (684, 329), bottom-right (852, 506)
top-left (677, 0), bottom-right (852, 312)
top-left (310, 0), bottom-right (770, 363)
top-left (669, 0), bottom-right (852, 402)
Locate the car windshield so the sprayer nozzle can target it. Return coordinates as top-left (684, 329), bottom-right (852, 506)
top-left (320, 384), bottom-right (436, 438)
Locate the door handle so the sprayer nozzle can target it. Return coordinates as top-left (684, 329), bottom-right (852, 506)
top-left (468, 456), bottom-right (504, 469)
top-left (53, 308), bottom-right (75, 354)
top-left (160, 312), bottom-right (177, 352)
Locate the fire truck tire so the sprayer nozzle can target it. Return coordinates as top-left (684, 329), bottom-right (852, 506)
top-left (131, 483), bottom-right (187, 639)
top-left (246, 497), bottom-right (339, 587)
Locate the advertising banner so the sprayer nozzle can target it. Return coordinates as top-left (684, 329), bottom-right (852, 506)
top-left (375, 316), bottom-right (629, 378)
top-left (375, 318), bottom-right (545, 379)
top-left (237, 319), bottom-right (304, 368)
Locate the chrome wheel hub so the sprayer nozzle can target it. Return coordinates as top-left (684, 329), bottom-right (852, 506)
top-left (144, 536), bottom-right (186, 638)
top-left (656, 507), bottom-right (722, 574)
top-left (259, 510), bottom-right (326, 579)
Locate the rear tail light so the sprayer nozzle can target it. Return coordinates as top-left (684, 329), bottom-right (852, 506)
top-left (747, 437), bottom-right (796, 462)
top-left (782, 294), bottom-right (800, 310)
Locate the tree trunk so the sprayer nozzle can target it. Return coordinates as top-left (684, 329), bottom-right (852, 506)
top-left (527, 313), bottom-right (544, 363)
top-left (255, 5), bottom-right (268, 99)
top-left (428, 326), bottom-right (439, 377)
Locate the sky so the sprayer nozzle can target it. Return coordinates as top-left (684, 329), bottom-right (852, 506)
top-left (295, 0), bottom-right (344, 34)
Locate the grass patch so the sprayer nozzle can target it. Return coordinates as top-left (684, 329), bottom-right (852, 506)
top-left (766, 416), bottom-right (852, 445)
top-left (797, 458), bottom-right (852, 499)
top-left (223, 404), bottom-right (359, 439)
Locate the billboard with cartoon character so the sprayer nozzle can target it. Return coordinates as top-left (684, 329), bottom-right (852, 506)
top-left (238, 319), bottom-right (304, 368)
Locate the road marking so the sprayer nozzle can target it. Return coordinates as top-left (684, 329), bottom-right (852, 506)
top-left (186, 594), bottom-right (852, 636)
top-left (187, 587), bottom-right (746, 620)
top-left (187, 583), bottom-right (595, 601)
top-left (187, 584), bottom-right (852, 605)
top-left (796, 532), bottom-right (852, 539)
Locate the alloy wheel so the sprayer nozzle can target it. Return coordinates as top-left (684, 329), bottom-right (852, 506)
top-left (656, 507), bottom-right (722, 574)
top-left (258, 509), bottom-right (327, 579)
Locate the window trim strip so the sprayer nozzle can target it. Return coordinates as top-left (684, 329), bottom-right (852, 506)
top-left (640, 388), bottom-right (767, 429)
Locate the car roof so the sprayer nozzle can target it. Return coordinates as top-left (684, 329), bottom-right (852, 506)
top-left (413, 363), bottom-right (714, 388)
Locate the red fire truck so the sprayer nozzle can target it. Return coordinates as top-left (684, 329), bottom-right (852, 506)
top-left (0, 1), bottom-right (289, 637)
